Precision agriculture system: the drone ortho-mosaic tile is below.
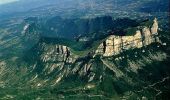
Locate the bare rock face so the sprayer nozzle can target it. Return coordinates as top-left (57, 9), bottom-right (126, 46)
top-left (40, 43), bottom-right (77, 64)
top-left (32, 43), bottom-right (78, 80)
top-left (96, 18), bottom-right (160, 57)
top-left (133, 30), bottom-right (143, 48)
top-left (113, 36), bottom-right (122, 55)
top-left (122, 35), bottom-right (134, 50)
top-left (142, 27), bottom-right (152, 45)
top-left (151, 18), bottom-right (160, 43)
top-left (103, 36), bottom-right (114, 56)
top-left (151, 18), bottom-right (158, 35)
top-left (95, 43), bottom-right (104, 55)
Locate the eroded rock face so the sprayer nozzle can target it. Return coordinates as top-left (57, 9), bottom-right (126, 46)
top-left (96, 18), bottom-right (160, 57)
top-left (151, 18), bottom-right (158, 35)
top-left (142, 27), bottom-right (152, 45)
top-left (95, 43), bottom-right (104, 55)
top-left (133, 30), bottom-right (143, 48)
top-left (121, 35), bottom-right (134, 50)
top-left (40, 43), bottom-right (77, 64)
top-left (113, 36), bottom-right (122, 55)
top-left (103, 36), bottom-right (115, 56)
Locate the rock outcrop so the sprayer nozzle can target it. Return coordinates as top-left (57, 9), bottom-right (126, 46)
top-left (40, 43), bottom-right (77, 64)
top-left (96, 18), bottom-right (160, 57)
top-left (151, 18), bottom-right (159, 35)
top-left (28, 18), bottom-right (160, 83)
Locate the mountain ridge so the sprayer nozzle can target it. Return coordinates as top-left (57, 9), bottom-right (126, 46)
top-left (0, 17), bottom-right (169, 99)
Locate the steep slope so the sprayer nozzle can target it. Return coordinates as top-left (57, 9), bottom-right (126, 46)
top-left (96, 18), bottom-right (159, 56)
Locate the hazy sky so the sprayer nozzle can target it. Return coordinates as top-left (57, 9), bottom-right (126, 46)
top-left (0, 0), bottom-right (19, 5)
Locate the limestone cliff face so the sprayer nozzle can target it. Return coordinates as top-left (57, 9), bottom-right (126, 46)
top-left (30, 43), bottom-right (78, 82)
top-left (133, 30), bottom-right (143, 48)
top-left (151, 18), bottom-right (158, 35)
top-left (96, 18), bottom-right (159, 57)
top-left (40, 43), bottom-right (77, 64)
top-left (142, 27), bottom-right (152, 45)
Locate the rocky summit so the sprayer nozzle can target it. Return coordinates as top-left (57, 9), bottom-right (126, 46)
top-left (96, 18), bottom-right (160, 57)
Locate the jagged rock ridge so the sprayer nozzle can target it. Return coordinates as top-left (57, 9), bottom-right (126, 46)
top-left (95, 18), bottom-right (160, 56)
top-left (29, 18), bottom-right (162, 83)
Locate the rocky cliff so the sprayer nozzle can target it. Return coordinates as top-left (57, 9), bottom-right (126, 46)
top-left (96, 18), bottom-right (160, 57)
top-left (26, 18), bottom-right (162, 84)
top-left (40, 43), bottom-right (76, 64)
